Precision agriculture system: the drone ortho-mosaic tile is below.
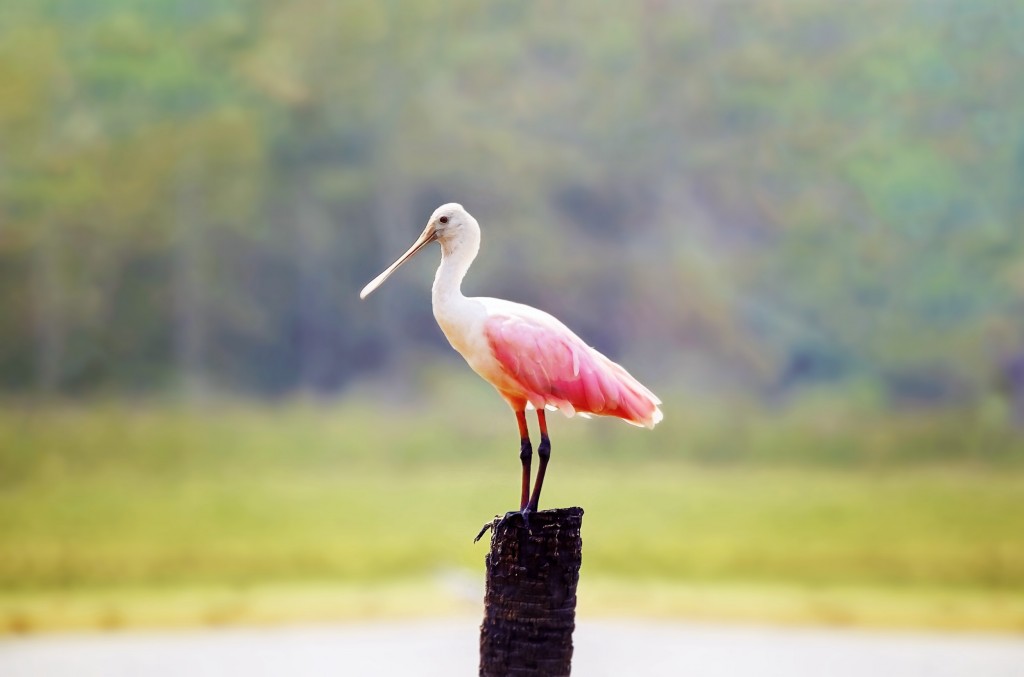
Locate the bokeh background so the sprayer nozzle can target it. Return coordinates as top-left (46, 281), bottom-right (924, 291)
top-left (2, 0), bottom-right (1024, 635)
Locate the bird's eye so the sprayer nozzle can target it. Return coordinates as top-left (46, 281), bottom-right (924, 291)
top-left (439, 216), bottom-right (449, 224)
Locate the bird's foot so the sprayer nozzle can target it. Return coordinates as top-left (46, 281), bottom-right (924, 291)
top-left (473, 508), bottom-right (533, 543)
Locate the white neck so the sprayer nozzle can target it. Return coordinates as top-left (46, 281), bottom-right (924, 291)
top-left (431, 223), bottom-right (480, 309)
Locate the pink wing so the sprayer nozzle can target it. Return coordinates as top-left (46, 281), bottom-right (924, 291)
top-left (484, 313), bottom-right (663, 428)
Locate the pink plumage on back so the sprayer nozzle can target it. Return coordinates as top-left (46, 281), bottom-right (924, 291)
top-left (484, 313), bottom-right (663, 429)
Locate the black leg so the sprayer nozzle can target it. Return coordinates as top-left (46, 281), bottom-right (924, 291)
top-left (474, 409), bottom-right (542, 542)
top-left (516, 409), bottom-right (532, 511)
top-left (527, 410), bottom-right (550, 511)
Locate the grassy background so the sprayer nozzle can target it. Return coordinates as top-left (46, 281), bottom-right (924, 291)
top-left (2, 388), bottom-right (1023, 633)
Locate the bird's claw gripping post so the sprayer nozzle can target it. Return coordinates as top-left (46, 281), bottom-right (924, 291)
top-left (473, 509), bottom-right (533, 543)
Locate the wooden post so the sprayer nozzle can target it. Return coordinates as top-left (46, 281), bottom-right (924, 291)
top-left (478, 507), bottom-right (584, 677)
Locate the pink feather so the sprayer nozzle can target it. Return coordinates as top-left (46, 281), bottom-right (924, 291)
top-left (484, 313), bottom-right (662, 428)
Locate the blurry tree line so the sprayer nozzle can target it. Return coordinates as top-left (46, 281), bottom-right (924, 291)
top-left (1, 0), bottom-right (1023, 415)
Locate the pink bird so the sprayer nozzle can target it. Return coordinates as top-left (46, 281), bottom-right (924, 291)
top-left (360, 203), bottom-right (662, 525)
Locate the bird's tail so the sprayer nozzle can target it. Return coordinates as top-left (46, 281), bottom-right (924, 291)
top-left (595, 355), bottom-right (663, 429)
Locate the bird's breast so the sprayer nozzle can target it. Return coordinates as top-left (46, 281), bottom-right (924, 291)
top-left (433, 297), bottom-right (506, 383)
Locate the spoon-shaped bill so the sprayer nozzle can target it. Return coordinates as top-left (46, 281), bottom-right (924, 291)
top-left (359, 225), bottom-right (438, 299)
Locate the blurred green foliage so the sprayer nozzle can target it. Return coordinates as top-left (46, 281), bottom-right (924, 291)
top-left (2, 0), bottom-right (1024, 635)
top-left (1, 0), bottom-right (1023, 412)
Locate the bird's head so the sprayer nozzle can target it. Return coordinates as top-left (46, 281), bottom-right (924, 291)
top-left (359, 202), bottom-right (479, 299)
top-left (430, 203), bottom-right (480, 256)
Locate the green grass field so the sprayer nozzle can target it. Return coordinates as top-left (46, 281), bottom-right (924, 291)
top-left (1, 392), bottom-right (1023, 633)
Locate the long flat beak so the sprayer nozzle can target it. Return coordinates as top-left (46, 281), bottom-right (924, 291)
top-left (359, 225), bottom-right (438, 299)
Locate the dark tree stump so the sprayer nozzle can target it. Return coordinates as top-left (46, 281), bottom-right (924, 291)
top-left (479, 507), bottom-right (584, 677)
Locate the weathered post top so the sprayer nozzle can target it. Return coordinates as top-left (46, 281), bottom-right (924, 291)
top-left (479, 507), bottom-right (584, 677)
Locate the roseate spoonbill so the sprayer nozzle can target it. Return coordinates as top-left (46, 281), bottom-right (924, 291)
top-left (360, 203), bottom-right (662, 525)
